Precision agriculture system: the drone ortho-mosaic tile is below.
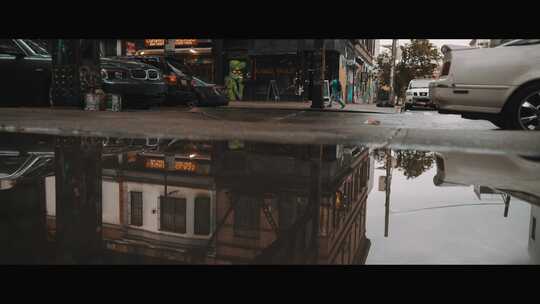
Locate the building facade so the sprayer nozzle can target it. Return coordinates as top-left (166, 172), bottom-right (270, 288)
top-left (97, 39), bottom-right (378, 103)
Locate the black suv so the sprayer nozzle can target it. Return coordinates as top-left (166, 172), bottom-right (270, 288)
top-left (0, 39), bottom-right (167, 108)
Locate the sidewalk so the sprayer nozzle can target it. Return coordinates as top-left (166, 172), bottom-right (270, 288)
top-left (227, 100), bottom-right (402, 114)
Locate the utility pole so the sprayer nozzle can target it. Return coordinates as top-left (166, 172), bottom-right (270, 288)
top-left (311, 39), bottom-right (325, 109)
top-left (384, 148), bottom-right (392, 237)
top-left (388, 39), bottom-right (397, 106)
top-left (50, 39), bottom-right (102, 108)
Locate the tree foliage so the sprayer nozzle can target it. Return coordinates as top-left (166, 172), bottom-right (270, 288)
top-left (376, 39), bottom-right (442, 99)
top-left (396, 150), bottom-right (435, 179)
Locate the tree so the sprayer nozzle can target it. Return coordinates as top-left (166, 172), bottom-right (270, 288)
top-left (375, 40), bottom-right (441, 99)
top-left (396, 39), bottom-right (441, 98)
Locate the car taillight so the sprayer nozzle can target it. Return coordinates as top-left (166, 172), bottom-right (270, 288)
top-left (441, 61), bottom-right (451, 76)
top-left (164, 74), bottom-right (177, 85)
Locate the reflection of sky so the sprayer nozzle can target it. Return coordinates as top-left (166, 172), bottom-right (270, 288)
top-left (366, 156), bottom-right (532, 264)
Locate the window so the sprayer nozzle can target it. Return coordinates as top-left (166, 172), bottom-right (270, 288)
top-left (130, 191), bottom-right (143, 226)
top-left (532, 217), bottom-right (537, 241)
top-left (160, 197), bottom-right (187, 234)
top-left (194, 196), bottom-right (211, 235)
top-left (0, 39), bottom-right (20, 55)
top-left (233, 196), bottom-right (260, 239)
top-left (23, 39), bottom-right (50, 55)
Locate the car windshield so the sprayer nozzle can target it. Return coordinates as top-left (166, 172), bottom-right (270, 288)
top-left (23, 39), bottom-right (50, 56)
top-left (192, 77), bottom-right (208, 86)
top-left (410, 80), bottom-right (431, 89)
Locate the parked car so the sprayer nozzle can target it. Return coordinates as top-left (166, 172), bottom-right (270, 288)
top-left (0, 39), bottom-right (167, 108)
top-left (430, 39), bottom-right (540, 130)
top-left (127, 53), bottom-right (229, 107)
top-left (405, 78), bottom-right (436, 110)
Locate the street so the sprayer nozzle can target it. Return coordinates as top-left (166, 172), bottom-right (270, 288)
top-left (190, 106), bottom-right (495, 130)
top-left (1, 105), bottom-right (538, 156)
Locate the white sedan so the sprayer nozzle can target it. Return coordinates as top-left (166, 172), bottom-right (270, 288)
top-left (430, 39), bottom-right (540, 130)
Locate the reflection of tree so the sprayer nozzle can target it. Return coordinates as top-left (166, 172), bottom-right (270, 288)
top-left (396, 150), bottom-right (434, 179)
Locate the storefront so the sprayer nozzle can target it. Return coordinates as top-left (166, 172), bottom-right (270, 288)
top-left (136, 39), bottom-right (215, 83)
top-left (219, 39), bottom-right (349, 102)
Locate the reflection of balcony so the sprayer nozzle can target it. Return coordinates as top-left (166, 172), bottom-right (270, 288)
top-left (211, 146), bottom-right (372, 264)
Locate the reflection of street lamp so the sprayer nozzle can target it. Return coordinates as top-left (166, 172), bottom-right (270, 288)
top-left (189, 48), bottom-right (197, 54)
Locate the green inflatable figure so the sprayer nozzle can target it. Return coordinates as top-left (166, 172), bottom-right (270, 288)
top-left (225, 60), bottom-right (246, 101)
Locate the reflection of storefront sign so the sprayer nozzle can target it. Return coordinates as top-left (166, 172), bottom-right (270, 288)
top-left (145, 39), bottom-right (200, 48)
top-left (145, 158), bottom-right (197, 172)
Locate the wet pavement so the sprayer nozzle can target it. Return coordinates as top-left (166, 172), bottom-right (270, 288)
top-left (1, 107), bottom-right (538, 156)
top-left (0, 131), bottom-right (539, 264)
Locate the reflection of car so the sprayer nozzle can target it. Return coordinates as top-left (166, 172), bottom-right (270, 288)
top-left (0, 151), bottom-right (54, 190)
top-left (433, 151), bottom-right (540, 206)
top-left (0, 39), bottom-right (167, 108)
top-left (405, 79), bottom-right (436, 110)
top-left (126, 54), bottom-right (229, 107)
top-left (430, 39), bottom-right (540, 130)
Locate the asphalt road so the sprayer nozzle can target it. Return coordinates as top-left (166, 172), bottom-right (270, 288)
top-left (191, 107), bottom-right (496, 130)
top-left (0, 106), bottom-right (538, 156)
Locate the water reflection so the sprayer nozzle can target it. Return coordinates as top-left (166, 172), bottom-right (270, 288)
top-left (368, 148), bottom-right (540, 264)
top-left (1, 134), bottom-right (372, 264)
top-left (1, 133), bottom-right (539, 264)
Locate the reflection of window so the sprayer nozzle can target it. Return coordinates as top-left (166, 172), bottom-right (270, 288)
top-left (160, 197), bottom-right (186, 234)
top-left (234, 197), bottom-right (260, 239)
top-left (194, 196), bottom-right (211, 235)
top-left (130, 191), bottom-right (143, 226)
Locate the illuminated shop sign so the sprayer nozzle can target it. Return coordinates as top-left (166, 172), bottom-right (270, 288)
top-left (144, 39), bottom-right (200, 48)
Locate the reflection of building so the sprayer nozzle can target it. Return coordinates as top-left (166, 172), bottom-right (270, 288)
top-left (42, 139), bottom-right (373, 264)
top-left (213, 143), bottom-right (372, 264)
top-left (46, 140), bottom-right (219, 263)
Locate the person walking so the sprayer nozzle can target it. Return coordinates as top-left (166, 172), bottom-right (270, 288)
top-left (328, 77), bottom-right (346, 109)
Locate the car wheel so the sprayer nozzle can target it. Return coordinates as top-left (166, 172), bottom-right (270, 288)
top-left (505, 83), bottom-right (540, 130)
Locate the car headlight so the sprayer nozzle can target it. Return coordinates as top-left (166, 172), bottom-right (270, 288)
top-left (101, 68), bottom-right (127, 81)
top-left (406, 91), bottom-right (412, 96)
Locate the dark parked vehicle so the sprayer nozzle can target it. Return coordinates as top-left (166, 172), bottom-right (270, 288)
top-left (123, 54), bottom-right (229, 107)
top-left (0, 39), bottom-right (167, 108)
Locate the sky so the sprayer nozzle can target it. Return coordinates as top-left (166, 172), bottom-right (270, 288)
top-left (379, 39), bottom-right (471, 52)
